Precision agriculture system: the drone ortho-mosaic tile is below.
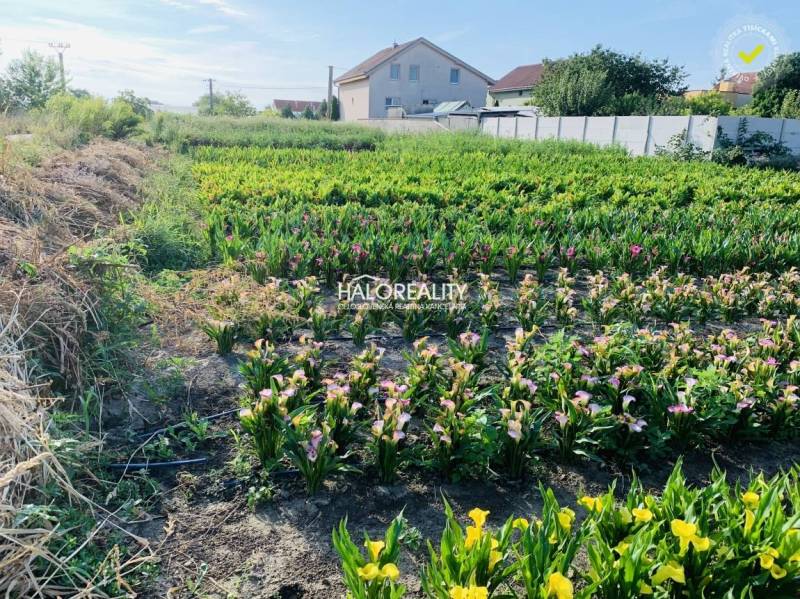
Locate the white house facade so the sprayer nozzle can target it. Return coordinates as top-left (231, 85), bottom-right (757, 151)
top-left (335, 38), bottom-right (495, 121)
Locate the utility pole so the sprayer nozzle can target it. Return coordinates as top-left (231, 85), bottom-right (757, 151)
top-left (327, 66), bottom-right (333, 120)
top-left (203, 78), bottom-right (215, 114)
top-left (48, 42), bottom-right (70, 92)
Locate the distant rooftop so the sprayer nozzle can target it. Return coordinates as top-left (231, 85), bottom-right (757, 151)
top-left (272, 99), bottom-right (323, 112)
top-left (490, 64), bottom-right (544, 92)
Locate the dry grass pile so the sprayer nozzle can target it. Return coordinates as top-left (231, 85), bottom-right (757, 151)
top-left (0, 138), bottom-right (159, 596)
top-left (0, 139), bottom-right (155, 388)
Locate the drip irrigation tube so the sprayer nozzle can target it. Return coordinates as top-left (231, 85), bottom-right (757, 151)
top-left (108, 457), bottom-right (208, 470)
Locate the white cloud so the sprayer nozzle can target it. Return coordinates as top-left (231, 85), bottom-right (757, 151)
top-left (158, 0), bottom-right (246, 17)
top-left (187, 24), bottom-right (230, 34)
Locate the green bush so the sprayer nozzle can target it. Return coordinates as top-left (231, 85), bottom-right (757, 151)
top-left (36, 93), bottom-right (142, 146)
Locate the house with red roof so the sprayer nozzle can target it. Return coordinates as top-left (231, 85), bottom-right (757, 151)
top-left (486, 64), bottom-right (543, 107)
top-left (334, 37), bottom-right (494, 121)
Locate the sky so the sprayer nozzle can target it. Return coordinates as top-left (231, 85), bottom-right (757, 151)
top-left (0, 0), bottom-right (797, 108)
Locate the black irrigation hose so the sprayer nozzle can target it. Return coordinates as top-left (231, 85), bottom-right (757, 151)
top-left (108, 457), bottom-right (208, 470)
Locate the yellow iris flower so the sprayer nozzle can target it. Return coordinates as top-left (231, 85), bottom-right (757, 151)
top-left (638, 582), bottom-right (653, 594)
top-left (741, 491), bottom-right (760, 509)
top-left (469, 508), bottom-right (490, 529)
top-left (578, 496), bottom-right (603, 512)
top-left (357, 563), bottom-right (381, 581)
top-left (366, 540), bottom-right (385, 562)
top-left (652, 561), bottom-right (685, 585)
top-left (670, 519), bottom-right (711, 554)
top-left (546, 572), bottom-right (573, 599)
top-left (513, 517), bottom-right (529, 531)
top-left (770, 564), bottom-right (787, 579)
top-left (449, 585), bottom-right (488, 599)
top-left (465, 525), bottom-right (482, 549)
top-left (744, 509), bottom-right (755, 534)
top-left (759, 547), bottom-right (779, 569)
top-left (558, 508), bottom-right (575, 531)
top-left (632, 507), bottom-right (653, 523)
top-left (380, 563), bottom-right (400, 581)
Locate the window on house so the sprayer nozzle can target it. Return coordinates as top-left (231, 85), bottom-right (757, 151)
top-left (450, 68), bottom-right (460, 84)
top-left (390, 63), bottom-right (401, 80)
top-left (409, 65), bottom-right (419, 82)
top-left (385, 96), bottom-right (400, 107)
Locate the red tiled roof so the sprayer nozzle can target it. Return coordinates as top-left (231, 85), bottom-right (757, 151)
top-left (334, 38), bottom-right (420, 84)
top-left (272, 99), bottom-right (323, 112)
top-left (334, 37), bottom-right (495, 85)
top-left (719, 72), bottom-right (758, 95)
top-left (489, 64), bottom-right (543, 92)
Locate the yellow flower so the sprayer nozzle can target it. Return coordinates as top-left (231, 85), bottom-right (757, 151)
top-left (380, 563), bottom-right (399, 581)
top-left (546, 572), bottom-right (573, 599)
top-left (449, 585), bottom-right (488, 599)
top-left (744, 509), bottom-right (755, 534)
top-left (741, 491), bottom-right (760, 509)
top-left (578, 496), bottom-right (603, 512)
top-left (513, 517), bottom-right (529, 531)
top-left (558, 508), bottom-right (575, 531)
top-left (652, 561), bottom-right (685, 585)
top-left (770, 564), bottom-right (787, 579)
top-left (489, 550), bottom-right (503, 572)
top-left (366, 540), bottom-right (385, 562)
top-left (469, 508), bottom-right (490, 529)
top-left (465, 525), bottom-right (482, 549)
top-left (759, 547), bottom-right (779, 570)
top-left (632, 507), bottom-right (653, 523)
top-left (670, 519), bottom-right (711, 554)
top-left (639, 582), bottom-right (653, 594)
top-left (357, 562), bottom-right (381, 581)
top-left (614, 539), bottom-right (630, 555)
top-left (619, 508), bottom-right (632, 525)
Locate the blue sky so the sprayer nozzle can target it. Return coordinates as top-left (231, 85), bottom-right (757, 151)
top-left (0, 0), bottom-right (796, 107)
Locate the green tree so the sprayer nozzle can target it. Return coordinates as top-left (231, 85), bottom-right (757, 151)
top-left (280, 104), bottom-right (295, 118)
top-left (752, 52), bottom-right (800, 117)
top-left (194, 90), bottom-right (256, 116)
top-left (779, 89), bottom-right (800, 119)
top-left (3, 49), bottom-right (62, 110)
top-left (301, 104), bottom-right (316, 119)
top-left (317, 98), bottom-right (328, 119)
top-left (533, 45), bottom-right (687, 116)
top-left (532, 61), bottom-right (611, 116)
top-left (330, 96), bottom-right (340, 121)
top-left (115, 89), bottom-right (153, 118)
top-left (685, 91), bottom-right (732, 116)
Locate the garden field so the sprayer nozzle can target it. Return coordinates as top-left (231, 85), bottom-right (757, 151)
top-left (115, 128), bottom-right (800, 598)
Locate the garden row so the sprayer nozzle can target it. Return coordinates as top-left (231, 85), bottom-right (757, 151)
top-left (333, 462), bottom-right (800, 597)
top-left (203, 267), bottom-right (800, 351)
top-left (234, 313), bottom-right (800, 490)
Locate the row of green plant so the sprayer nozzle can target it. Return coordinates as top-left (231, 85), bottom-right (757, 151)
top-left (203, 266), bottom-right (800, 352)
top-left (149, 113), bottom-right (384, 152)
top-left (234, 313), bottom-right (800, 493)
top-left (332, 462), bottom-right (800, 597)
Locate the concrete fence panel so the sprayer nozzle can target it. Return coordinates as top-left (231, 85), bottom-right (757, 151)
top-left (537, 117), bottom-right (560, 139)
top-left (688, 116), bottom-right (717, 153)
top-left (516, 117), bottom-right (537, 139)
top-left (584, 117), bottom-right (616, 146)
top-left (648, 116), bottom-right (691, 154)
top-left (481, 117), bottom-right (499, 135)
top-left (497, 118), bottom-right (517, 138)
top-left (614, 116), bottom-right (650, 155)
top-left (782, 119), bottom-right (800, 154)
top-left (559, 117), bottom-right (586, 141)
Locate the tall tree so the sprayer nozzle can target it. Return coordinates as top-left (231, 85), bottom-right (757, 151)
top-left (752, 53), bottom-right (800, 117)
top-left (330, 96), bottom-right (340, 121)
top-left (533, 45), bottom-right (687, 116)
top-left (115, 89), bottom-right (153, 118)
top-left (194, 90), bottom-right (256, 116)
top-left (3, 49), bottom-right (62, 110)
top-left (280, 104), bottom-right (295, 118)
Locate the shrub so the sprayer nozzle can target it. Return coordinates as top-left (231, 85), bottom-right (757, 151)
top-left (36, 93), bottom-right (141, 146)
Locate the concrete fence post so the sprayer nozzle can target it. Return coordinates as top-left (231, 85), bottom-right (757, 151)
top-left (534, 116), bottom-right (539, 140)
top-left (779, 118), bottom-right (786, 143)
top-left (496, 117), bottom-right (500, 137)
top-left (581, 116), bottom-right (588, 142)
top-left (514, 116), bottom-right (519, 139)
top-left (611, 116), bottom-right (618, 146)
top-left (644, 116), bottom-right (653, 155)
top-left (556, 116), bottom-right (562, 140)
